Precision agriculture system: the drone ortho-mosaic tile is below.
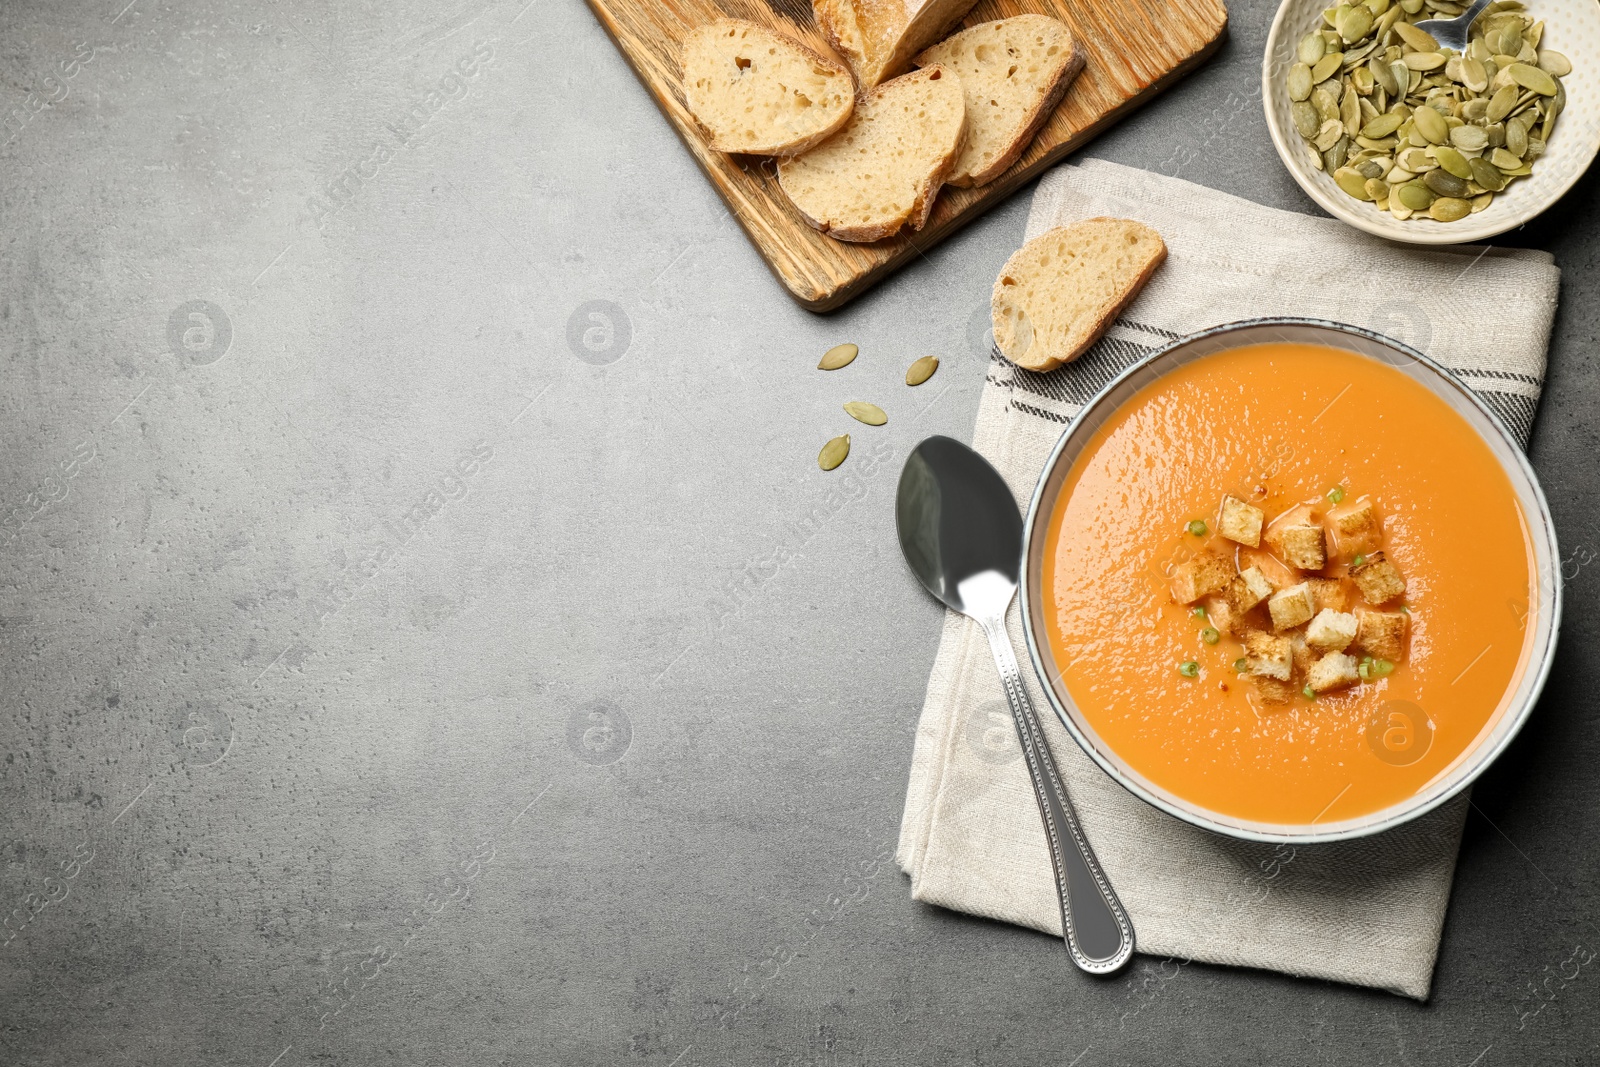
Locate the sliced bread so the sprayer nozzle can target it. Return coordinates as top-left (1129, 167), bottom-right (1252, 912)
top-left (679, 19), bottom-right (855, 156)
top-left (914, 15), bottom-right (1084, 187)
top-left (991, 218), bottom-right (1167, 371)
top-left (813, 0), bottom-right (981, 89)
top-left (777, 65), bottom-right (966, 242)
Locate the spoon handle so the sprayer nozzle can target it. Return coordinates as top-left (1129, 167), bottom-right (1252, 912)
top-left (978, 614), bottom-right (1135, 974)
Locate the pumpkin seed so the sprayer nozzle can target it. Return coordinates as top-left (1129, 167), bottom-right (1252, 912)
top-left (1370, 55), bottom-right (1399, 93)
top-left (1470, 192), bottom-right (1494, 213)
top-left (1393, 20), bottom-right (1438, 51)
top-left (1460, 57), bottom-right (1489, 93)
top-left (1486, 84), bottom-right (1518, 122)
top-left (1399, 149), bottom-right (1436, 173)
top-left (1324, 137), bottom-right (1351, 172)
top-left (1404, 51), bottom-right (1446, 72)
top-left (1489, 147), bottom-right (1520, 172)
top-left (1412, 105), bottom-right (1448, 143)
top-left (1429, 196), bottom-right (1471, 222)
top-left (819, 343), bottom-right (858, 370)
top-left (1397, 180), bottom-right (1435, 210)
top-left (1356, 158), bottom-right (1386, 179)
top-left (1338, 5), bottom-right (1374, 43)
top-left (1361, 112), bottom-right (1405, 138)
top-left (905, 356), bottom-right (939, 387)
top-left (1525, 136), bottom-right (1546, 162)
top-left (1342, 88), bottom-right (1363, 136)
top-left (1449, 124), bottom-right (1488, 152)
top-left (1316, 118), bottom-right (1347, 151)
top-left (1508, 63), bottom-right (1557, 96)
top-left (1537, 50), bottom-right (1571, 77)
top-left (1299, 32), bottom-right (1328, 65)
top-left (1469, 156), bottom-right (1506, 191)
top-left (1289, 63), bottom-right (1314, 101)
top-left (1293, 100), bottom-right (1322, 138)
top-left (1335, 167), bottom-right (1375, 199)
top-left (818, 435), bottom-right (850, 471)
top-left (1312, 52), bottom-right (1345, 83)
top-left (1423, 168), bottom-right (1468, 197)
top-left (1433, 144), bottom-right (1472, 179)
top-left (843, 401), bottom-right (886, 426)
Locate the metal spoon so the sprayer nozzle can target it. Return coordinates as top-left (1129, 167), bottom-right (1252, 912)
top-left (896, 435), bottom-right (1134, 974)
top-left (1414, 0), bottom-right (1491, 52)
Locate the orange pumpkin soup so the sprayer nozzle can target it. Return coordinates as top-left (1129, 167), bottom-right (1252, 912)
top-left (1042, 343), bottom-right (1536, 826)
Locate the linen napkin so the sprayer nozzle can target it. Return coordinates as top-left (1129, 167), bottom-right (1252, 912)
top-left (897, 159), bottom-right (1560, 1000)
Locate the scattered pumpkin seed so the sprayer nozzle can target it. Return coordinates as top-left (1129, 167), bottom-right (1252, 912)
top-left (1429, 196), bottom-right (1471, 222)
top-left (905, 356), bottom-right (939, 387)
top-left (819, 343), bottom-right (858, 370)
top-left (818, 434), bottom-right (850, 471)
top-left (843, 401), bottom-right (887, 426)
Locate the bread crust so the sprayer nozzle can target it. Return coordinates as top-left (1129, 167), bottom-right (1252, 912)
top-left (915, 16), bottom-right (1086, 187)
top-left (679, 19), bottom-right (856, 157)
top-left (989, 218), bottom-right (1167, 372)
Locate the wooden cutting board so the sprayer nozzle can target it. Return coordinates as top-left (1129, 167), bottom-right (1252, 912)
top-left (585, 0), bottom-right (1228, 311)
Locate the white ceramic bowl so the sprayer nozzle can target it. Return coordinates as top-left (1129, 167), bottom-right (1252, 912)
top-left (1263, 0), bottom-right (1600, 244)
top-left (1018, 319), bottom-right (1562, 843)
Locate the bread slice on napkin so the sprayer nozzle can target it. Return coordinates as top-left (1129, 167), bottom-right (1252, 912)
top-left (777, 65), bottom-right (966, 242)
top-left (679, 19), bottom-right (856, 156)
top-left (991, 218), bottom-right (1167, 371)
top-left (813, 0), bottom-right (981, 89)
top-left (914, 15), bottom-right (1084, 187)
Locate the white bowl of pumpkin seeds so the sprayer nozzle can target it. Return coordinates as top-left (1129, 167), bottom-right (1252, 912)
top-left (1264, 0), bottom-right (1600, 244)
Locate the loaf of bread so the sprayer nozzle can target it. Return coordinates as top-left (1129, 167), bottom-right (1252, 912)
top-left (679, 19), bottom-right (855, 156)
top-left (812, 0), bottom-right (981, 89)
top-left (991, 218), bottom-right (1167, 371)
top-left (777, 65), bottom-right (966, 242)
top-left (915, 15), bottom-right (1084, 187)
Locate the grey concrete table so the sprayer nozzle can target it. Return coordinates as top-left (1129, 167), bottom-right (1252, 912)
top-left (1, 1), bottom-right (1596, 1064)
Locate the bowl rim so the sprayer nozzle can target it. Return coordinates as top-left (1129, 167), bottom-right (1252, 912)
top-left (1017, 316), bottom-right (1563, 844)
top-left (1260, 0), bottom-right (1600, 246)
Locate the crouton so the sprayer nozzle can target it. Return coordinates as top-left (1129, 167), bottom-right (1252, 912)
top-left (1268, 582), bottom-right (1316, 630)
top-left (1253, 676), bottom-right (1297, 707)
top-left (1225, 566), bottom-right (1275, 615)
top-left (1307, 651), bottom-right (1361, 693)
top-left (1207, 598), bottom-right (1238, 635)
top-left (1289, 633), bottom-right (1315, 680)
top-left (1172, 550), bottom-right (1234, 604)
top-left (1306, 577), bottom-right (1352, 613)
top-left (1351, 550), bottom-right (1406, 604)
top-left (1335, 499), bottom-right (1382, 554)
top-left (1219, 494), bottom-right (1265, 547)
top-left (1244, 630), bottom-right (1293, 681)
top-left (1270, 523), bottom-right (1329, 571)
top-left (1306, 609), bottom-right (1359, 652)
top-left (1357, 610), bottom-right (1409, 661)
